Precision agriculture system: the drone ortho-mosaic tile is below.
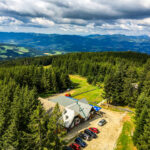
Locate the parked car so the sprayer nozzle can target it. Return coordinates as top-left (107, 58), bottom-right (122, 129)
top-left (79, 132), bottom-right (91, 141)
top-left (67, 88), bottom-right (71, 91)
top-left (63, 146), bottom-right (73, 150)
top-left (69, 143), bottom-right (81, 150)
top-left (75, 137), bottom-right (87, 147)
top-left (89, 127), bottom-right (99, 134)
top-left (98, 119), bottom-right (107, 126)
top-left (65, 93), bottom-right (71, 97)
top-left (84, 129), bottom-right (97, 138)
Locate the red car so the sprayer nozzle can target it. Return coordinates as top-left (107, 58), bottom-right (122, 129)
top-left (89, 127), bottom-right (99, 134)
top-left (69, 143), bottom-right (81, 150)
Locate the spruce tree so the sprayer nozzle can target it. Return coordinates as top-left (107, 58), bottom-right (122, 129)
top-left (2, 120), bottom-right (20, 150)
top-left (46, 103), bottom-right (65, 150)
top-left (28, 104), bottom-right (48, 150)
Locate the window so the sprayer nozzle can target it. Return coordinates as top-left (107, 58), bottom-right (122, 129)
top-left (65, 115), bottom-right (69, 120)
top-left (63, 110), bottom-right (67, 114)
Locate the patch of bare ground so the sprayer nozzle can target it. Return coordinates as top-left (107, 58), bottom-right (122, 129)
top-left (41, 90), bottom-right (75, 101)
top-left (122, 114), bottom-right (130, 122)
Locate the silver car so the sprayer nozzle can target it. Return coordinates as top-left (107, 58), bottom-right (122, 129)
top-left (98, 119), bottom-right (107, 126)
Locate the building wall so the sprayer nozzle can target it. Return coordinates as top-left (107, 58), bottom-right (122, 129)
top-left (62, 108), bottom-right (76, 128)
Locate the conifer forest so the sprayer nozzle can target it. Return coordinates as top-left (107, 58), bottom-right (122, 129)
top-left (0, 51), bottom-right (149, 150)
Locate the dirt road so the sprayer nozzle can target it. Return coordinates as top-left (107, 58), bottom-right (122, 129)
top-left (65, 109), bottom-right (126, 150)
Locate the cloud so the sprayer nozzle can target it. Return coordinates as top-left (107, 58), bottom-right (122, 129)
top-left (30, 18), bottom-right (55, 27)
top-left (0, 16), bottom-right (23, 26)
top-left (0, 0), bottom-right (150, 35)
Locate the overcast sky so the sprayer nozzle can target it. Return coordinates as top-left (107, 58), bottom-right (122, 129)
top-left (1, 0), bottom-right (150, 35)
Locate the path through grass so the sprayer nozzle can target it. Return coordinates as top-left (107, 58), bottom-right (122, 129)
top-left (115, 113), bottom-right (136, 150)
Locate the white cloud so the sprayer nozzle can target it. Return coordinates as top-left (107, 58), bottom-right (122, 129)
top-left (137, 18), bottom-right (150, 26)
top-left (86, 23), bottom-right (95, 29)
top-left (31, 17), bottom-right (55, 27)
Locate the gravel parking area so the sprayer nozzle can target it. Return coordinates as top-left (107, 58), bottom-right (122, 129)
top-left (65, 108), bottom-right (126, 150)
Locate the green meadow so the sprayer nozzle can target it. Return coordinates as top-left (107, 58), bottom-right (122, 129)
top-left (70, 75), bottom-right (104, 104)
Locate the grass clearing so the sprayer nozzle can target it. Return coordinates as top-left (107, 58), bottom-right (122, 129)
top-left (3, 45), bottom-right (14, 50)
top-left (18, 47), bottom-right (29, 53)
top-left (69, 75), bottom-right (104, 104)
top-left (101, 105), bottom-right (125, 112)
top-left (53, 51), bottom-right (63, 55)
top-left (39, 91), bottom-right (54, 98)
top-left (0, 48), bottom-right (7, 53)
top-left (17, 51), bottom-right (24, 54)
top-left (1, 45), bottom-right (29, 54)
top-left (115, 113), bottom-right (136, 150)
top-left (39, 74), bottom-right (104, 102)
top-left (0, 55), bottom-right (8, 58)
top-left (43, 65), bottom-right (52, 69)
top-left (44, 51), bottom-right (64, 56)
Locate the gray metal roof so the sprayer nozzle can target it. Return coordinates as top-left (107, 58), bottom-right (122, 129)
top-left (80, 98), bottom-right (89, 104)
top-left (50, 96), bottom-right (92, 119)
top-left (67, 102), bottom-right (92, 119)
top-left (50, 96), bottom-right (75, 107)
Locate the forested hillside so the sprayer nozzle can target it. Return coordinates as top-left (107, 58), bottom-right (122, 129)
top-left (0, 32), bottom-right (150, 59)
top-left (0, 51), bottom-right (149, 149)
top-left (53, 52), bottom-right (150, 150)
top-left (0, 64), bottom-right (71, 149)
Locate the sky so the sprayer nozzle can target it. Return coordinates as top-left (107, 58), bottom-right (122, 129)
top-left (1, 0), bottom-right (150, 35)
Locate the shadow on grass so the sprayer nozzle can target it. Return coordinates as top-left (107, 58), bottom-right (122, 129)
top-left (71, 82), bottom-right (80, 89)
top-left (38, 91), bottom-right (54, 98)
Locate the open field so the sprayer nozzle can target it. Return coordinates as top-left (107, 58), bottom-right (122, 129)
top-left (40, 75), bottom-right (104, 104)
top-left (3, 45), bottom-right (14, 50)
top-left (70, 75), bottom-right (104, 104)
top-left (44, 51), bottom-right (64, 56)
top-left (43, 65), bottom-right (52, 69)
top-left (18, 47), bottom-right (29, 52)
top-left (2, 45), bottom-right (29, 53)
top-left (0, 45), bottom-right (31, 59)
top-left (0, 55), bottom-right (8, 58)
top-left (53, 50), bottom-right (63, 55)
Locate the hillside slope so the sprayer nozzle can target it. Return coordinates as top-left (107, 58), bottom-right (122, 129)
top-left (0, 44), bottom-right (35, 60)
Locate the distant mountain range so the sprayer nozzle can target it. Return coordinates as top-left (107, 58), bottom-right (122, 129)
top-left (0, 32), bottom-right (150, 60)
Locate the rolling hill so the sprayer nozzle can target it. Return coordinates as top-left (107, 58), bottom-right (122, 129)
top-left (0, 44), bottom-right (36, 60)
top-left (0, 32), bottom-right (150, 60)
